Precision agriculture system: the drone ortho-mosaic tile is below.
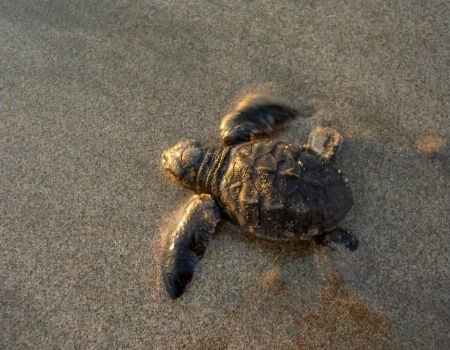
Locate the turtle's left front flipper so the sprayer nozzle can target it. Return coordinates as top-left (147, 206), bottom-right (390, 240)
top-left (163, 194), bottom-right (222, 299)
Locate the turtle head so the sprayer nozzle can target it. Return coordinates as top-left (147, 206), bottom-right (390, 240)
top-left (162, 140), bottom-right (204, 188)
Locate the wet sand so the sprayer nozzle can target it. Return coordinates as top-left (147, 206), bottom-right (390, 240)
top-left (1, 1), bottom-right (449, 349)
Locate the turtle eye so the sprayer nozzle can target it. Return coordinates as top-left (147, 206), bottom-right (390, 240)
top-left (183, 147), bottom-right (202, 167)
top-left (171, 163), bottom-right (184, 178)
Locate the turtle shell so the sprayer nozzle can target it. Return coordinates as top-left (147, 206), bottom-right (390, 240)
top-left (218, 139), bottom-right (353, 240)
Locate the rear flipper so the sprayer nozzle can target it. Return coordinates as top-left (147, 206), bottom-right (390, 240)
top-left (308, 126), bottom-right (343, 162)
top-left (314, 228), bottom-right (373, 284)
top-left (220, 94), bottom-right (298, 146)
top-left (163, 194), bottom-right (221, 299)
top-left (314, 228), bottom-right (359, 252)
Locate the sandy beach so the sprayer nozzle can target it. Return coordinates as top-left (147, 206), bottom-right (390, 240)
top-left (1, 1), bottom-right (449, 349)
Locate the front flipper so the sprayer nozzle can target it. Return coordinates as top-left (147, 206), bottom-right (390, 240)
top-left (220, 94), bottom-right (298, 146)
top-left (163, 194), bottom-right (222, 299)
top-left (308, 126), bottom-right (343, 162)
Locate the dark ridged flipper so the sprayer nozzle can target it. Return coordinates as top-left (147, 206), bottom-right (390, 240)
top-left (220, 94), bottom-right (298, 146)
top-left (163, 194), bottom-right (221, 299)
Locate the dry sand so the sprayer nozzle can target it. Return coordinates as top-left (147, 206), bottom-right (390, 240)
top-left (1, 1), bottom-right (449, 349)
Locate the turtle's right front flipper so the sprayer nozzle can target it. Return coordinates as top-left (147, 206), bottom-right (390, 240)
top-left (163, 194), bottom-right (221, 299)
top-left (220, 94), bottom-right (298, 146)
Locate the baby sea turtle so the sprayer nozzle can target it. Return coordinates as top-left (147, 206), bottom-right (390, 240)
top-left (162, 95), bottom-right (357, 299)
